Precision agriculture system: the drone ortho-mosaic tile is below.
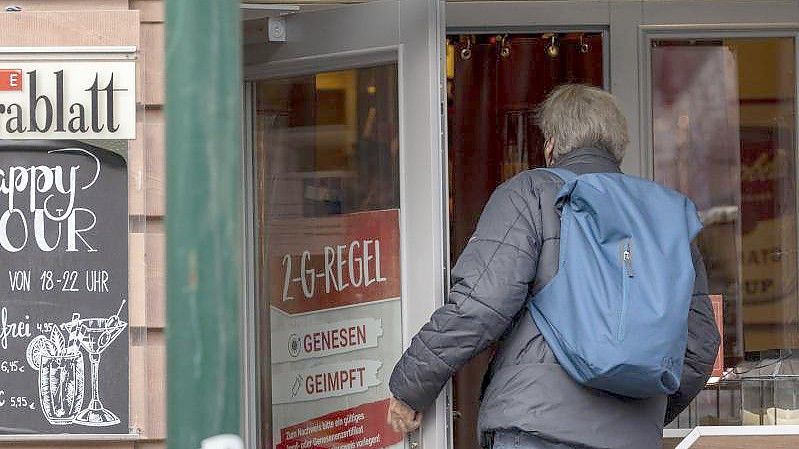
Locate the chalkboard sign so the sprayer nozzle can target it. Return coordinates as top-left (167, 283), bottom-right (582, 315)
top-left (0, 140), bottom-right (128, 434)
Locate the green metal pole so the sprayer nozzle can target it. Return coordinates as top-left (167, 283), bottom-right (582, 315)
top-left (165, 1), bottom-right (242, 448)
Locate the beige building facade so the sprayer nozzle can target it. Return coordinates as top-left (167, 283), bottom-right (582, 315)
top-left (0, 2), bottom-right (165, 449)
top-left (3, 1), bottom-right (799, 449)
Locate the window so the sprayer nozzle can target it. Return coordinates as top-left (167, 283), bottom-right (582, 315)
top-left (253, 65), bottom-right (406, 446)
top-left (652, 37), bottom-right (799, 426)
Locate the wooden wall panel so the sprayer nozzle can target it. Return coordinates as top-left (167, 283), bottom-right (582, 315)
top-left (146, 228), bottom-right (165, 328)
top-left (128, 330), bottom-right (165, 439)
top-left (14, 0), bottom-right (129, 10)
top-left (145, 109), bottom-right (165, 216)
top-left (0, 11), bottom-right (139, 47)
top-left (131, 0), bottom-right (163, 23)
top-left (141, 23), bottom-right (165, 106)
top-left (129, 337), bottom-right (148, 435)
top-left (129, 232), bottom-right (147, 327)
top-left (143, 330), bottom-right (166, 440)
top-left (136, 443), bottom-right (166, 449)
top-left (129, 121), bottom-right (146, 216)
top-left (136, 0), bottom-right (166, 443)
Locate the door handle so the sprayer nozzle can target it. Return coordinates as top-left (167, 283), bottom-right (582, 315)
top-left (408, 428), bottom-right (421, 448)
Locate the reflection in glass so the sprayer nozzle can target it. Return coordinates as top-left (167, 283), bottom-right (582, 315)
top-left (652, 37), bottom-right (799, 426)
top-left (254, 65), bottom-right (402, 447)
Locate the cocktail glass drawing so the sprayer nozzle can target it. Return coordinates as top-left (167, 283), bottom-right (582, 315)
top-left (38, 352), bottom-right (85, 424)
top-left (27, 328), bottom-right (86, 426)
top-left (62, 303), bottom-right (127, 427)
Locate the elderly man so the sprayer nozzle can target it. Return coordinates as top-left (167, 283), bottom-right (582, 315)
top-left (387, 84), bottom-right (720, 448)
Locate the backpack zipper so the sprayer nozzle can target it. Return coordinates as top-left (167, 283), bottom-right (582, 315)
top-left (623, 241), bottom-right (634, 278)
top-left (618, 239), bottom-right (633, 341)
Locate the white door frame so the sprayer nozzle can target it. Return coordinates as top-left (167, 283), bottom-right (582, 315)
top-left (242, 1), bottom-right (450, 448)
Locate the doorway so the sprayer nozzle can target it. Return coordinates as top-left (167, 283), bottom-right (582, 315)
top-left (445, 31), bottom-right (605, 449)
top-left (242, 2), bottom-right (448, 448)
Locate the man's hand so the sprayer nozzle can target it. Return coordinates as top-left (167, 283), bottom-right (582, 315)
top-left (387, 396), bottom-right (422, 433)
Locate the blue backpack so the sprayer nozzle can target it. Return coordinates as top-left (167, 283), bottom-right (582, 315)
top-left (528, 168), bottom-right (702, 398)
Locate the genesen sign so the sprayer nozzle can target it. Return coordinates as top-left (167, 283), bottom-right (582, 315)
top-left (0, 61), bottom-right (135, 139)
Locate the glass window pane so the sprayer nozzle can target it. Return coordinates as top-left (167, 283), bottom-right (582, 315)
top-left (651, 37), bottom-right (799, 426)
top-left (254, 65), bottom-right (403, 446)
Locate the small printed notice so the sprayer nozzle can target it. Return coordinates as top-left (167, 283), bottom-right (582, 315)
top-left (276, 399), bottom-right (402, 449)
top-left (270, 209), bottom-right (403, 448)
top-left (0, 140), bottom-right (128, 434)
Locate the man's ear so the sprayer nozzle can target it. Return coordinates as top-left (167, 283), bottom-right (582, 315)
top-left (544, 139), bottom-right (555, 166)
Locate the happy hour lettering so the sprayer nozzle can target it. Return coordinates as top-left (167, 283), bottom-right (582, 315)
top-left (0, 148), bottom-right (100, 253)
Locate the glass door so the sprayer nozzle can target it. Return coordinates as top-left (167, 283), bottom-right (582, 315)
top-left (243, 2), bottom-right (447, 449)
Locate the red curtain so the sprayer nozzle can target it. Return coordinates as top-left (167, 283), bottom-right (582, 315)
top-left (449, 33), bottom-right (603, 258)
top-left (447, 33), bottom-right (603, 449)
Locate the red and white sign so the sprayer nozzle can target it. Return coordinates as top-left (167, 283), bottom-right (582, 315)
top-left (270, 209), bottom-right (403, 449)
top-left (273, 360), bottom-right (382, 404)
top-left (0, 70), bottom-right (22, 91)
top-left (271, 318), bottom-right (383, 363)
top-left (276, 399), bottom-right (402, 449)
top-left (269, 210), bottom-right (401, 315)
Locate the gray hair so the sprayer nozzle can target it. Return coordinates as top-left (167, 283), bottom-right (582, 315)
top-left (536, 84), bottom-right (629, 162)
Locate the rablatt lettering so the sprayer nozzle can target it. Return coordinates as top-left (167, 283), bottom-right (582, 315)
top-left (28, 70), bottom-right (53, 132)
top-left (0, 70), bottom-right (128, 136)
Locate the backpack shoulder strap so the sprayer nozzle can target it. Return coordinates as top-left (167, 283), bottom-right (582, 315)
top-left (537, 167), bottom-right (578, 183)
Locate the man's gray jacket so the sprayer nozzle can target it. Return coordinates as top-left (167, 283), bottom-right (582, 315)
top-left (389, 148), bottom-right (721, 449)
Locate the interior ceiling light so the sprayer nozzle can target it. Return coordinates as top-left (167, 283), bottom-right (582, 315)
top-left (579, 34), bottom-right (590, 54)
top-left (499, 34), bottom-right (511, 59)
top-left (460, 35), bottom-right (473, 61)
top-left (546, 34), bottom-right (560, 59)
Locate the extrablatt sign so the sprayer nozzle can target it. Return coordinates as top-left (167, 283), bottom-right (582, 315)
top-left (0, 61), bottom-right (135, 139)
top-left (0, 70), bottom-right (23, 91)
